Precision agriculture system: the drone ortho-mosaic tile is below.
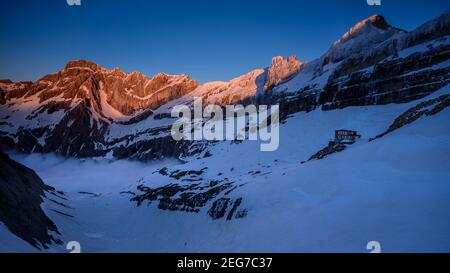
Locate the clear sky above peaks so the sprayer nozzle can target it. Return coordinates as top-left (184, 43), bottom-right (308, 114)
top-left (0, 0), bottom-right (448, 83)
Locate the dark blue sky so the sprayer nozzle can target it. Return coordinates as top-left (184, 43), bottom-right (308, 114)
top-left (0, 0), bottom-right (448, 83)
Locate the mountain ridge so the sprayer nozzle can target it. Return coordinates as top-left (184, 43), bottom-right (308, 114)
top-left (0, 12), bottom-right (449, 160)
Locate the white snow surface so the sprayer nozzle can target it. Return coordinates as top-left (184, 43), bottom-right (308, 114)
top-left (1, 86), bottom-right (449, 253)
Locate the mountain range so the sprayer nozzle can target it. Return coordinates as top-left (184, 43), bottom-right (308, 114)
top-left (0, 11), bottom-right (449, 252)
top-left (1, 12), bottom-right (448, 160)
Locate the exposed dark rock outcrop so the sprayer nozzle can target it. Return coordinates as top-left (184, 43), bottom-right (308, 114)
top-left (370, 94), bottom-right (450, 141)
top-left (208, 198), bottom-right (230, 219)
top-left (131, 180), bottom-right (234, 213)
top-left (117, 109), bottom-right (153, 125)
top-left (0, 150), bottom-right (63, 249)
top-left (130, 168), bottom-right (247, 220)
top-left (208, 197), bottom-right (245, 220)
top-left (307, 130), bottom-right (361, 161)
top-left (307, 141), bottom-right (348, 161)
top-left (111, 134), bottom-right (195, 161)
top-left (319, 43), bottom-right (450, 110)
top-left (0, 89), bottom-right (5, 104)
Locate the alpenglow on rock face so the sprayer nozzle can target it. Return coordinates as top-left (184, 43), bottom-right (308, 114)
top-left (323, 14), bottom-right (405, 64)
top-left (263, 56), bottom-right (302, 92)
top-left (3, 59), bottom-right (199, 116)
top-left (0, 12), bottom-right (449, 160)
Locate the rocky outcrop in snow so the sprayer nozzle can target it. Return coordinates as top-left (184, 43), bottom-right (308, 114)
top-left (128, 166), bottom-right (246, 220)
top-left (0, 151), bottom-right (63, 249)
top-left (370, 93), bottom-right (450, 141)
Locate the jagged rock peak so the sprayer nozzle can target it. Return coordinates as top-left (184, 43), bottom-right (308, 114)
top-left (56, 60), bottom-right (199, 115)
top-left (337, 14), bottom-right (402, 44)
top-left (0, 79), bottom-right (14, 85)
top-left (64, 59), bottom-right (105, 72)
top-left (271, 55), bottom-right (300, 66)
top-left (322, 14), bottom-right (405, 64)
top-left (264, 55), bottom-right (302, 91)
top-left (367, 14), bottom-right (393, 30)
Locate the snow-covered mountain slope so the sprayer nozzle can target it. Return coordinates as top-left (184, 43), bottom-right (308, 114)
top-left (327, 14), bottom-right (405, 63)
top-left (273, 11), bottom-right (449, 92)
top-left (1, 12), bottom-right (449, 160)
top-left (2, 85), bottom-right (449, 252)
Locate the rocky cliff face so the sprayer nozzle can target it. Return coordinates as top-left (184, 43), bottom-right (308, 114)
top-left (0, 150), bottom-right (63, 249)
top-left (0, 60), bottom-right (199, 157)
top-left (0, 12), bottom-right (449, 160)
top-left (271, 11), bottom-right (450, 116)
top-left (0, 60), bottom-right (198, 116)
top-left (316, 13), bottom-right (450, 110)
top-left (263, 56), bottom-right (302, 92)
top-left (319, 40), bottom-right (449, 110)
